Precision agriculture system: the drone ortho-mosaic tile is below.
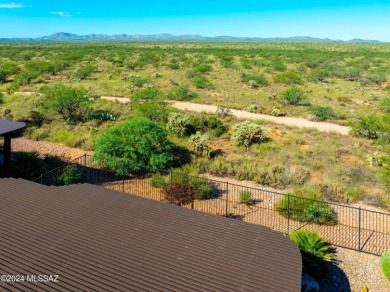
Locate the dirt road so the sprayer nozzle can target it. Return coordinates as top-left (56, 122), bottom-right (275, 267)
top-left (100, 96), bottom-right (351, 135)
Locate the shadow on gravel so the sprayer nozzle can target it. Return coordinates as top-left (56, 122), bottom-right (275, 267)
top-left (318, 257), bottom-right (351, 292)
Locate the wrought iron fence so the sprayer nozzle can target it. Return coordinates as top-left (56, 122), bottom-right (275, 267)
top-left (33, 154), bottom-right (390, 255)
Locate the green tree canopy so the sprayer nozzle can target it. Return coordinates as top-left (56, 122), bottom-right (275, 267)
top-left (94, 117), bottom-right (174, 171)
top-left (42, 84), bottom-right (91, 123)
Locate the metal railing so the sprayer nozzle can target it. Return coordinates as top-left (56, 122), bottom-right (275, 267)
top-left (33, 154), bottom-right (390, 255)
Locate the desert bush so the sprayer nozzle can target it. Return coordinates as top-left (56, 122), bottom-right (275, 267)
top-left (167, 112), bottom-right (190, 137)
top-left (273, 71), bottom-right (303, 85)
top-left (308, 106), bottom-right (338, 121)
top-left (267, 107), bottom-right (287, 117)
top-left (163, 183), bottom-right (194, 206)
top-left (94, 117), bottom-right (174, 171)
top-left (187, 64), bottom-right (212, 78)
top-left (381, 250), bottom-right (390, 281)
top-left (270, 59), bottom-right (286, 72)
top-left (379, 96), bottom-right (390, 113)
top-left (192, 76), bottom-right (214, 89)
top-left (366, 152), bottom-right (387, 167)
top-left (276, 187), bottom-right (337, 225)
top-left (239, 190), bottom-right (253, 205)
top-left (74, 65), bottom-right (95, 80)
top-left (351, 114), bottom-right (389, 140)
top-left (132, 88), bottom-right (163, 101)
top-left (308, 69), bottom-right (330, 82)
top-left (188, 132), bottom-right (211, 157)
top-left (151, 173), bottom-right (167, 188)
top-left (0, 69), bottom-right (7, 83)
top-left (167, 86), bottom-right (198, 101)
top-left (279, 85), bottom-right (308, 105)
top-left (41, 84), bottom-right (92, 123)
top-left (134, 100), bottom-right (170, 124)
top-left (289, 231), bottom-right (334, 279)
top-left (169, 172), bottom-right (216, 200)
top-left (186, 115), bottom-right (226, 137)
top-left (240, 72), bottom-right (269, 87)
top-left (231, 121), bottom-right (266, 148)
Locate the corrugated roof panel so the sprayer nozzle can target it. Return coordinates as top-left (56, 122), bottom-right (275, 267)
top-left (0, 178), bottom-right (302, 291)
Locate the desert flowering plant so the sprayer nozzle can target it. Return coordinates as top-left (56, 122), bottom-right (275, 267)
top-left (56, 164), bottom-right (83, 185)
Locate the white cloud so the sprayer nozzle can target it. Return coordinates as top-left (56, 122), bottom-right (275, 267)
top-left (49, 11), bottom-right (71, 17)
top-left (0, 3), bottom-right (24, 8)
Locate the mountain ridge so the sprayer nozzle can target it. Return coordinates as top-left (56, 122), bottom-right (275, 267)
top-left (0, 32), bottom-right (385, 43)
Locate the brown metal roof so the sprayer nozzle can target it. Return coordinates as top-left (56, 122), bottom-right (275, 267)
top-left (0, 178), bottom-right (302, 291)
top-left (0, 119), bottom-right (26, 136)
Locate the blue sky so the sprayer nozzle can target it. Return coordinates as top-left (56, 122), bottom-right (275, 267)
top-left (1, 1), bottom-right (389, 41)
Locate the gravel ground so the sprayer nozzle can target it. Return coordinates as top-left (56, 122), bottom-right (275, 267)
top-left (11, 137), bottom-right (93, 160)
top-left (9, 137), bottom-right (390, 291)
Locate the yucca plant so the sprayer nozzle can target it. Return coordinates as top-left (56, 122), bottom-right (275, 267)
top-left (289, 230), bottom-right (334, 279)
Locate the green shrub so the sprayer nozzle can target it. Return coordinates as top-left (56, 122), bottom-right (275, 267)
top-left (381, 250), bottom-right (390, 281)
top-left (151, 173), bottom-right (167, 188)
top-left (74, 65), bottom-right (95, 80)
top-left (351, 114), bottom-right (389, 140)
top-left (273, 71), bottom-right (303, 85)
top-left (187, 64), bottom-right (212, 77)
top-left (379, 97), bottom-right (390, 113)
top-left (132, 88), bottom-right (163, 101)
top-left (231, 121), bottom-right (266, 148)
top-left (94, 117), bottom-right (174, 172)
top-left (134, 100), bottom-right (170, 124)
top-left (167, 86), bottom-right (198, 101)
top-left (240, 72), bottom-right (269, 87)
top-left (309, 106), bottom-right (338, 121)
top-left (276, 187), bottom-right (337, 225)
top-left (56, 164), bottom-right (83, 186)
top-left (289, 231), bottom-right (334, 278)
top-left (186, 115), bottom-right (226, 137)
top-left (0, 92), bottom-right (4, 104)
top-left (279, 85), bottom-right (308, 105)
top-left (192, 76), bottom-right (214, 89)
top-left (0, 69), bottom-right (7, 84)
top-left (239, 190), bottom-right (253, 205)
top-left (169, 172), bottom-right (216, 200)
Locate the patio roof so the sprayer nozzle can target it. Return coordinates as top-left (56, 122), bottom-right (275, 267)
top-left (0, 119), bottom-right (26, 136)
top-left (0, 178), bottom-right (302, 291)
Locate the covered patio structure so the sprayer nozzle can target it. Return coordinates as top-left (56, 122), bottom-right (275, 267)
top-left (0, 119), bottom-right (26, 174)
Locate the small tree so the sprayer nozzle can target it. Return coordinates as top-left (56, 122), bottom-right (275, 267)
top-left (167, 112), bottom-right (190, 137)
top-left (231, 121), bottom-right (266, 148)
top-left (94, 117), bottom-right (174, 171)
top-left (279, 85), bottom-right (308, 105)
top-left (42, 84), bottom-right (91, 123)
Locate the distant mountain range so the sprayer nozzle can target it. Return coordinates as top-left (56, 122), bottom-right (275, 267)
top-left (0, 32), bottom-right (385, 43)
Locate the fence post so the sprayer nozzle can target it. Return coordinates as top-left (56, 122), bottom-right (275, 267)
top-left (40, 173), bottom-right (43, 185)
top-left (225, 181), bottom-right (229, 217)
top-left (122, 162), bottom-right (125, 193)
top-left (358, 207), bottom-right (361, 251)
top-left (83, 153), bottom-right (87, 183)
top-left (287, 193), bottom-right (291, 235)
